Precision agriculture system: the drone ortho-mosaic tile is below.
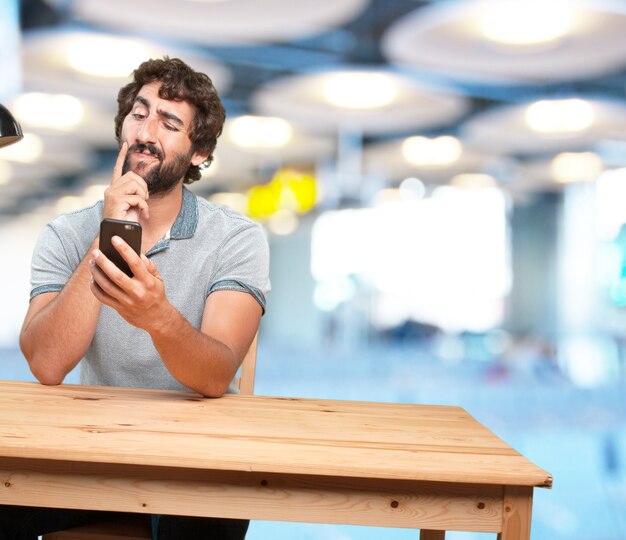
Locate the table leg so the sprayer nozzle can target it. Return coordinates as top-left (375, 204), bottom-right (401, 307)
top-left (497, 486), bottom-right (533, 540)
top-left (420, 530), bottom-right (445, 540)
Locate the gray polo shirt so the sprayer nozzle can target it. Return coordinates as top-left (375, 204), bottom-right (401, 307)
top-left (30, 187), bottom-right (270, 393)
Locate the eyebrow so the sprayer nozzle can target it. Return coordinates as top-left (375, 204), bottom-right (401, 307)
top-left (134, 95), bottom-right (186, 128)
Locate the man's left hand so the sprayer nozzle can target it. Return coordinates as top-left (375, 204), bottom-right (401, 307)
top-left (89, 236), bottom-right (173, 331)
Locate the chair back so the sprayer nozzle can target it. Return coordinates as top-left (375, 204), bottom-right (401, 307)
top-left (237, 331), bottom-right (258, 396)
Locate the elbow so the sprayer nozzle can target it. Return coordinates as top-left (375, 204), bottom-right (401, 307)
top-left (196, 373), bottom-right (234, 398)
top-left (21, 344), bottom-right (67, 386)
top-left (28, 359), bottom-right (67, 386)
top-left (198, 381), bottom-right (229, 399)
top-left (35, 372), bottom-right (65, 387)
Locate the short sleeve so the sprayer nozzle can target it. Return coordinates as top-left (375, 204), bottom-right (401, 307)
top-left (208, 222), bottom-right (271, 313)
top-left (30, 224), bottom-right (73, 300)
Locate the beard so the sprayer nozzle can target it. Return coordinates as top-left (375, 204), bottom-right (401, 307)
top-left (122, 143), bottom-right (192, 196)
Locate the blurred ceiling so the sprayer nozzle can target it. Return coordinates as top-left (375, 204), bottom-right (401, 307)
top-left (1, 0), bottom-right (626, 220)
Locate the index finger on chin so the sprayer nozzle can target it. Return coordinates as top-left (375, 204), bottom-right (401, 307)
top-left (112, 141), bottom-right (128, 182)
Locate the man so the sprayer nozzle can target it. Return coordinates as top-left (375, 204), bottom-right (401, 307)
top-left (1, 57), bottom-right (269, 539)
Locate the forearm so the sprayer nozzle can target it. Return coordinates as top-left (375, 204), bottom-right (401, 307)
top-left (148, 306), bottom-right (239, 397)
top-left (88, 241), bottom-right (257, 397)
top-left (20, 250), bottom-right (102, 385)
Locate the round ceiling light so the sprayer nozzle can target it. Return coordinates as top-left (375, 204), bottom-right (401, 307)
top-left (67, 35), bottom-right (149, 78)
top-left (22, 30), bottom-right (232, 106)
top-left (0, 133), bottom-right (43, 163)
top-left (550, 152), bottom-right (604, 183)
top-left (382, 0), bottom-right (626, 83)
top-left (525, 99), bottom-right (595, 134)
top-left (253, 68), bottom-right (468, 135)
top-left (228, 115), bottom-right (293, 148)
top-left (13, 93), bottom-right (84, 130)
top-left (323, 72), bottom-right (397, 109)
top-left (401, 136), bottom-right (463, 167)
top-left (480, 0), bottom-right (571, 46)
top-left (70, 0), bottom-right (368, 45)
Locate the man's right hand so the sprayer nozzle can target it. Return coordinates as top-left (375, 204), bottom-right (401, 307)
top-left (103, 142), bottom-right (149, 222)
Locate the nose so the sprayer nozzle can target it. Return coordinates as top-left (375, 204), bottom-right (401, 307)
top-left (136, 114), bottom-right (158, 144)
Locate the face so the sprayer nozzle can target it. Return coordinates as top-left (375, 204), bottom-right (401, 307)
top-left (120, 82), bottom-right (207, 196)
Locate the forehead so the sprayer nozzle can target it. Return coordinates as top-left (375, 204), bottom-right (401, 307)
top-left (134, 81), bottom-right (196, 125)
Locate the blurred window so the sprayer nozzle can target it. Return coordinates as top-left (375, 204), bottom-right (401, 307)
top-left (312, 186), bottom-right (511, 332)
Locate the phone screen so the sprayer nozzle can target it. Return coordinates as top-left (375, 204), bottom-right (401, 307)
top-left (99, 219), bottom-right (142, 277)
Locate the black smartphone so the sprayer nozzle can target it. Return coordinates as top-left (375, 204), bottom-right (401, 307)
top-left (99, 218), bottom-right (142, 277)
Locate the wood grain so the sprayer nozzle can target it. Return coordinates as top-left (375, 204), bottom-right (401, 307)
top-left (0, 457), bottom-right (503, 531)
top-left (0, 381), bottom-right (552, 488)
top-left (498, 486), bottom-right (533, 540)
top-left (0, 380), bottom-right (550, 538)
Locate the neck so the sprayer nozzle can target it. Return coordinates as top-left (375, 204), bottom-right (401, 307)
top-left (139, 184), bottom-right (184, 252)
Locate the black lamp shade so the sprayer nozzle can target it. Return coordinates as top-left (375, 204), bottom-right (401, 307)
top-left (0, 103), bottom-right (23, 149)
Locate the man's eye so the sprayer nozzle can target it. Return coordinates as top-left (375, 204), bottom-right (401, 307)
top-left (164, 123), bottom-right (178, 132)
top-left (132, 113), bottom-right (145, 120)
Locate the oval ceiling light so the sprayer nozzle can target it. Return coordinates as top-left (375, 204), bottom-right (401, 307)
top-left (401, 135), bottom-right (462, 167)
top-left (70, 0), bottom-right (368, 45)
top-left (67, 35), bottom-right (149, 78)
top-left (229, 115), bottom-right (292, 148)
top-left (22, 30), bottom-right (232, 106)
top-left (550, 152), bottom-right (604, 183)
top-left (13, 93), bottom-right (84, 130)
top-left (323, 72), bottom-right (397, 109)
top-left (0, 133), bottom-right (43, 163)
top-left (382, 0), bottom-right (626, 83)
top-left (462, 98), bottom-right (626, 155)
top-left (252, 68), bottom-right (468, 135)
top-left (525, 99), bottom-right (595, 134)
top-left (480, 0), bottom-right (571, 46)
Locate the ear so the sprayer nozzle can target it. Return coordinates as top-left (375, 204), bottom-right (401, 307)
top-left (191, 150), bottom-right (210, 167)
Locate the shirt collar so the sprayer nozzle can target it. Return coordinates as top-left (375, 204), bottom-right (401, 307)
top-left (170, 186), bottom-right (198, 239)
top-left (145, 187), bottom-right (198, 256)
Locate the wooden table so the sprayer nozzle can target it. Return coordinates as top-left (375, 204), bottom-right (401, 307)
top-left (0, 380), bottom-right (551, 539)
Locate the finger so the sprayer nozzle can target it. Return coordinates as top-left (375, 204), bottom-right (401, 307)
top-left (89, 276), bottom-right (106, 301)
top-left (92, 247), bottom-right (133, 288)
top-left (120, 171), bottom-right (149, 198)
top-left (142, 254), bottom-right (162, 279)
top-left (108, 174), bottom-right (149, 204)
top-left (89, 277), bottom-right (121, 311)
top-left (112, 141), bottom-right (128, 181)
top-left (125, 208), bottom-right (140, 223)
top-left (112, 236), bottom-right (146, 278)
top-left (105, 183), bottom-right (147, 204)
top-left (90, 260), bottom-right (124, 300)
top-left (120, 195), bottom-right (149, 218)
top-left (89, 257), bottom-right (125, 309)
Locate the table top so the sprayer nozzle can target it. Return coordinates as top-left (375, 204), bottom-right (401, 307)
top-left (0, 380), bottom-right (551, 488)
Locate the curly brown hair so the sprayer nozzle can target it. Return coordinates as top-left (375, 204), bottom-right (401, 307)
top-left (114, 57), bottom-right (226, 184)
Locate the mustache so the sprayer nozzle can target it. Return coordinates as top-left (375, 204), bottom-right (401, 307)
top-left (129, 143), bottom-right (163, 161)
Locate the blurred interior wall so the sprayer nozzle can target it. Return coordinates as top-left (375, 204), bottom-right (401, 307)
top-left (262, 218), bottom-right (321, 347)
top-left (558, 181), bottom-right (600, 335)
top-left (507, 193), bottom-right (561, 336)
